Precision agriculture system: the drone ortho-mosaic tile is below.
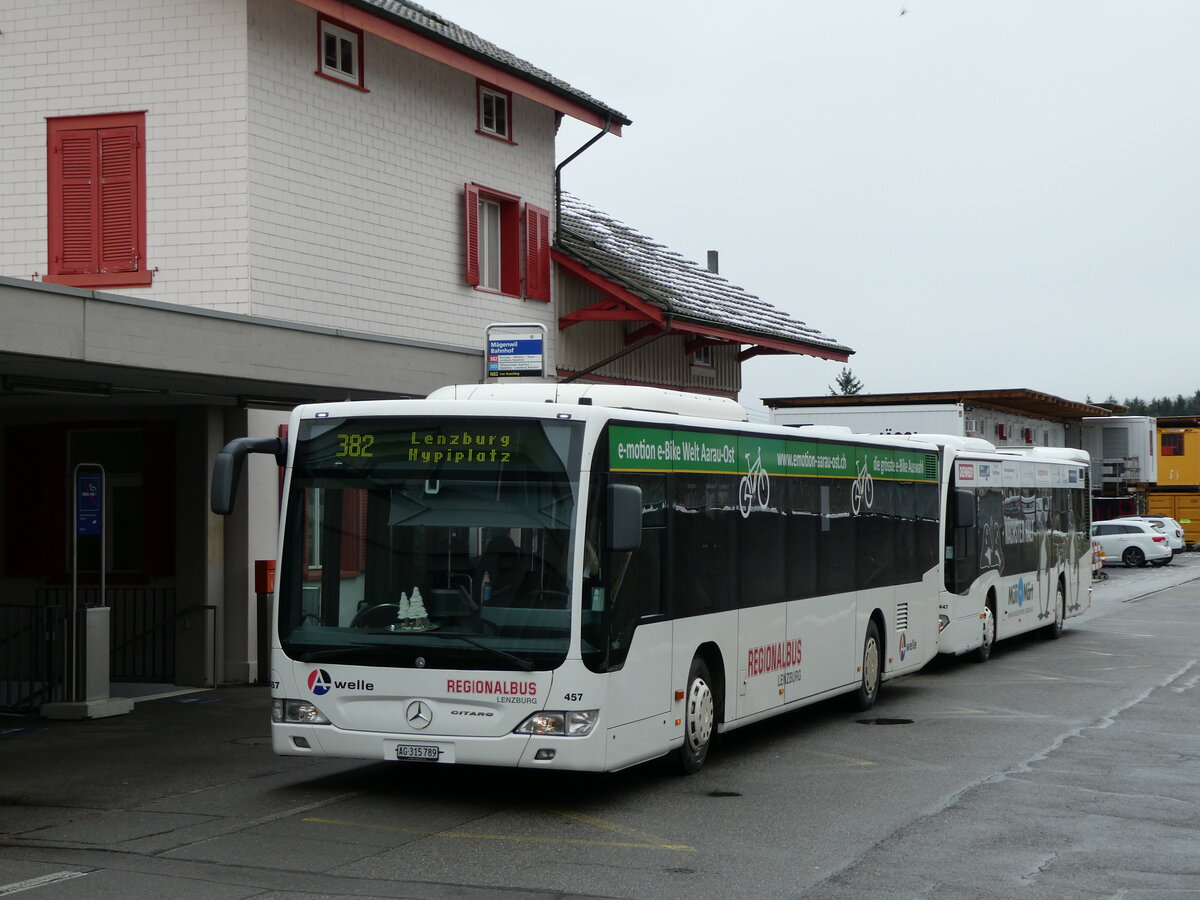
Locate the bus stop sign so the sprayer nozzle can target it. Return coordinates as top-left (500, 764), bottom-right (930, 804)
top-left (486, 325), bottom-right (545, 378)
top-left (77, 472), bottom-right (102, 536)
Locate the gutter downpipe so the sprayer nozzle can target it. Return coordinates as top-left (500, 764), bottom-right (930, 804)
top-left (554, 117), bottom-right (612, 231)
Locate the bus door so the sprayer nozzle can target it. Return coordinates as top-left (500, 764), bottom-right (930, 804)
top-left (735, 468), bottom-right (793, 717)
top-left (583, 473), bottom-right (671, 732)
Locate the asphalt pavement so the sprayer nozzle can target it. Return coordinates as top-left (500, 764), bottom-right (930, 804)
top-left (2, 553), bottom-right (1198, 898)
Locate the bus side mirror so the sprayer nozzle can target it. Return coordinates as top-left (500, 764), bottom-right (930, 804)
top-left (211, 437), bottom-right (286, 515)
top-left (607, 483), bottom-right (643, 552)
top-left (954, 489), bottom-right (976, 528)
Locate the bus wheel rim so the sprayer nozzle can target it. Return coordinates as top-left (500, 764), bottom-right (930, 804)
top-left (864, 637), bottom-right (879, 694)
top-left (686, 679), bottom-right (714, 750)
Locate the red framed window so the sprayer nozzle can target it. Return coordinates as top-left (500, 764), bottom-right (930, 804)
top-left (316, 14), bottom-right (367, 91)
top-left (1162, 433), bottom-right (1184, 456)
top-left (688, 341), bottom-right (716, 369)
top-left (45, 112), bottom-right (151, 288)
top-left (477, 82), bottom-right (514, 142)
top-left (464, 185), bottom-right (551, 300)
top-left (464, 183), bottom-right (520, 297)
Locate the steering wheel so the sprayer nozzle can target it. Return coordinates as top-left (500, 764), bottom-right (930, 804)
top-left (349, 603), bottom-right (401, 628)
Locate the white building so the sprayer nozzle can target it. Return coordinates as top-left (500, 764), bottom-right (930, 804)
top-left (0, 0), bottom-right (630, 702)
top-left (1, 0), bottom-right (851, 709)
top-left (765, 389), bottom-right (1106, 450)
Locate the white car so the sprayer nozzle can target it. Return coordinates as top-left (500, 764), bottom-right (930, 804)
top-left (1117, 515), bottom-right (1187, 553)
top-left (1091, 519), bottom-right (1173, 568)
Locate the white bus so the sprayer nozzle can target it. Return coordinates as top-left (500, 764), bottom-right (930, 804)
top-left (928, 437), bottom-right (1092, 661)
top-left (210, 385), bottom-right (1034, 773)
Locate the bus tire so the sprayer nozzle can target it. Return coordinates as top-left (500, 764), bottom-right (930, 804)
top-left (853, 621), bottom-right (882, 711)
top-left (974, 600), bottom-right (995, 663)
top-left (678, 656), bottom-right (716, 774)
top-left (1044, 582), bottom-right (1065, 639)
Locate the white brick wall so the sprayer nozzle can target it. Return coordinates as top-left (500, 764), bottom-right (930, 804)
top-left (246, 0), bottom-right (559, 356)
top-left (1, 0), bottom-right (563, 361)
top-left (0, 0), bottom-right (252, 310)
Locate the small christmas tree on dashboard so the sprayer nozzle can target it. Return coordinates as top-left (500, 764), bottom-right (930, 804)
top-left (410, 587), bottom-right (428, 629)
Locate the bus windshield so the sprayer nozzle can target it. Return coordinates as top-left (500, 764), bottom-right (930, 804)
top-left (277, 416), bottom-right (582, 671)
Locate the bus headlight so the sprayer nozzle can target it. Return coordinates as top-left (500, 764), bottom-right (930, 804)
top-left (514, 710), bottom-right (599, 736)
top-left (938, 615), bottom-right (949, 633)
top-left (273, 698), bottom-right (331, 725)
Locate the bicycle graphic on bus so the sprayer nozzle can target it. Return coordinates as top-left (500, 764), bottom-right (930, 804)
top-left (851, 456), bottom-right (874, 515)
top-left (739, 447), bottom-right (770, 518)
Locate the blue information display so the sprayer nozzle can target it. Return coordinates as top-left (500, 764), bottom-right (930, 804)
top-left (487, 336), bottom-right (544, 378)
top-left (77, 472), bottom-right (102, 536)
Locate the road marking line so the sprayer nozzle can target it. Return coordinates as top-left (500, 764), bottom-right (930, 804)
top-left (550, 809), bottom-right (694, 850)
top-left (302, 816), bottom-right (694, 851)
top-left (0, 872), bottom-right (88, 896)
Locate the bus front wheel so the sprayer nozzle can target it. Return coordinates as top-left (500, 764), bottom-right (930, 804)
top-left (678, 656), bottom-right (716, 774)
top-left (853, 621), bottom-right (882, 711)
top-left (974, 601), bottom-right (995, 663)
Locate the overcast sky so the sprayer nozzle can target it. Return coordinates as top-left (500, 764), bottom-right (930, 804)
top-left (433, 1), bottom-right (1198, 410)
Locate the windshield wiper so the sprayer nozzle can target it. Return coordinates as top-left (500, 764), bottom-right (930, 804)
top-left (294, 634), bottom-right (534, 671)
top-left (423, 631), bottom-right (535, 671)
top-left (294, 645), bottom-right (380, 662)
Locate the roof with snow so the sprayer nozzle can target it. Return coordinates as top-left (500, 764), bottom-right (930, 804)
top-left (555, 193), bottom-right (853, 362)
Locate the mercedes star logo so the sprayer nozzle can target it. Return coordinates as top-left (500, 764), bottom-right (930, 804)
top-left (406, 700), bottom-right (433, 730)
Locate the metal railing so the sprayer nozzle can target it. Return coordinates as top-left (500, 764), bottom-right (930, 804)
top-left (0, 604), bottom-right (65, 713)
top-left (4, 589), bottom-right (220, 712)
top-left (1100, 457), bottom-right (1142, 484)
top-left (34, 587), bottom-right (178, 682)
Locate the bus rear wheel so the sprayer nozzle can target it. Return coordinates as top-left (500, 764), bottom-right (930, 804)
top-left (678, 656), bottom-right (716, 774)
top-left (1044, 583), bottom-right (1065, 639)
top-left (853, 621), bottom-right (882, 711)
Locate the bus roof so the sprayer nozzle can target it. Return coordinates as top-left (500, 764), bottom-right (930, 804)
top-left (426, 383), bottom-right (749, 422)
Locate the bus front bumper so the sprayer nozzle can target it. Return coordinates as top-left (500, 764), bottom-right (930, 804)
top-left (271, 722), bottom-right (609, 771)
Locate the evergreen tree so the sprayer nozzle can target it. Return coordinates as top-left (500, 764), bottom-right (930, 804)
top-left (1114, 391), bottom-right (1200, 416)
top-left (829, 367), bottom-right (864, 396)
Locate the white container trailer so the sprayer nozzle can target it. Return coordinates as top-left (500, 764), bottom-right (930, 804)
top-left (771, 403), bottom-right (966, 436)
top-left (1080, 416), bottom-right (1158, 486)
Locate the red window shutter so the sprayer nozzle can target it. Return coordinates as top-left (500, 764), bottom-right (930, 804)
top-left (464, 183), bottom-right (481, 286)
top-left (524, 204), bottom-right (551, 301)
top-left (54, 130), bottom-right (100, 275)
top-left (47, 112), bottom-right (147, 285)
top-left (97, 126), bottom-right (139, 273)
